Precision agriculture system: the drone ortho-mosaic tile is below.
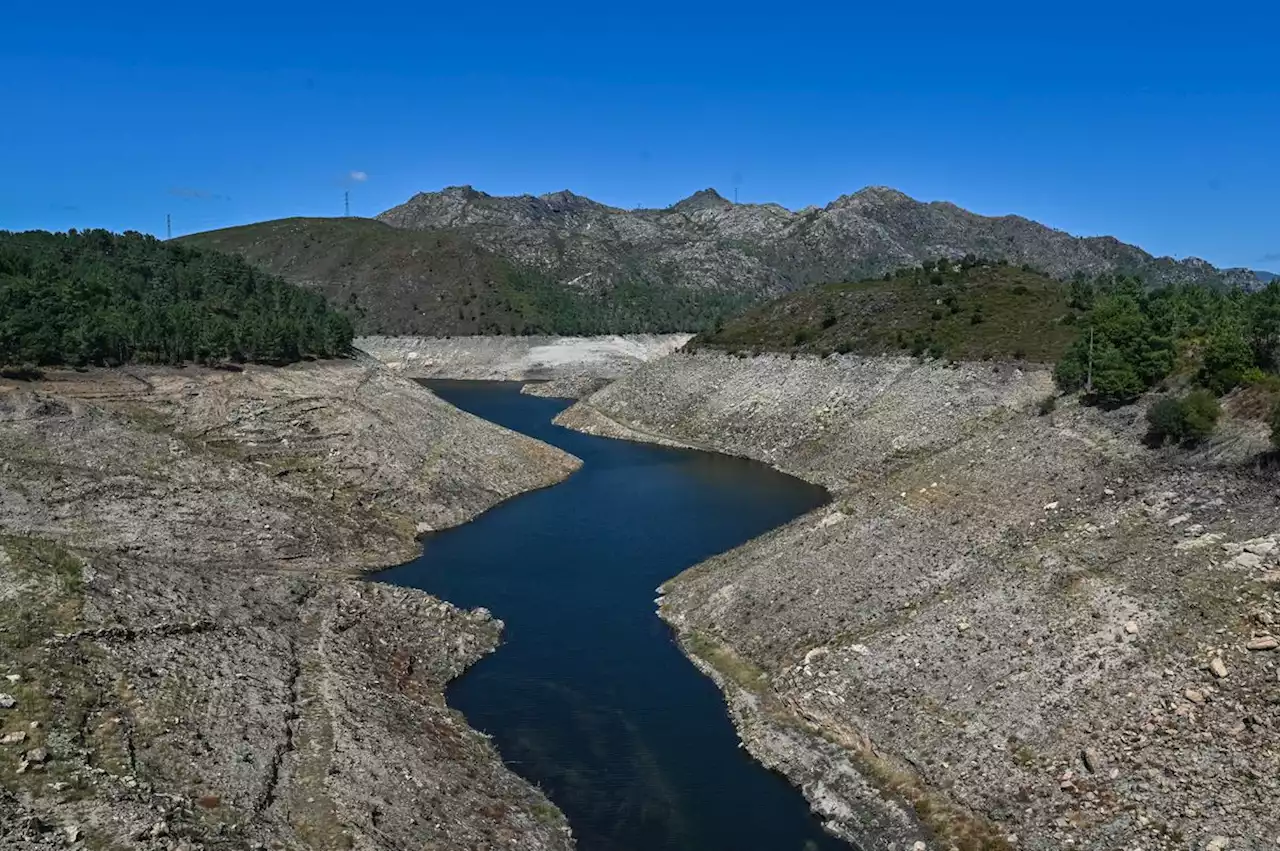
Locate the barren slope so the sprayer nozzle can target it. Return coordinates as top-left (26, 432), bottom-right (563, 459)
top-left (0, 360), bottom-right (579, 850)
top-left (558, 352), bottom-right (1280, 850)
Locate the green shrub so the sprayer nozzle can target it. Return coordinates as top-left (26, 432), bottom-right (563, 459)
top-left (1147, 390), bottom-right (1221, 445)
top-left (1181, 390), bottom-right (1221, 438)
top-left (1200, 325), bottom-right (1253, 394)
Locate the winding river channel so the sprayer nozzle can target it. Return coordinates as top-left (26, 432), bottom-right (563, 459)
top-left (375, 380), bottom-right (842, 851)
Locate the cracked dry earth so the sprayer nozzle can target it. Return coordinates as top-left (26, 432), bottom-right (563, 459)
top-left (0, 359), bottom-right (579, 851)
top-left (560, 352), bottom-right (1280, 851)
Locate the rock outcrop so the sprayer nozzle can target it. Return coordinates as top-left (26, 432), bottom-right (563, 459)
top-left (559, 351), bottom-right (1280, 850)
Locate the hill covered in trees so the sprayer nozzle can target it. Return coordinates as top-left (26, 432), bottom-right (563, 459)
top-left (182, 186), bottom-right (1261, 339)
top-left (687, 258), bottom-right (1079, 362)
top-left (0, 229), bottom-right (353, 369)
top-left (178, 218), bottom-right (751, 336)
top-left (1054, 275), bottom-right (1280, 406)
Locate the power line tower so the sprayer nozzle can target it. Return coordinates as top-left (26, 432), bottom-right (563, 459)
top-left (344, 191), bottom-right (350, 217)
top-left (166, 213), bottom-right (171, 240)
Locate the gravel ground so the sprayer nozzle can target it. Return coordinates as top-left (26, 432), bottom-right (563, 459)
top-left (0, 359), bottom-right (580, 851)
top-left (357, 334), bottom-right (691, 381)
top-left (560, 351), bottom-right (1280, 851)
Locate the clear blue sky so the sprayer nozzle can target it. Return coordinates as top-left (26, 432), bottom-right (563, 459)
top-left (2, 2), bottom-right (1276, 269)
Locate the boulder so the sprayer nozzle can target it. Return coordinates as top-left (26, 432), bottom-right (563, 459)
top-left (1245, 636), bottom-right (1277, 651)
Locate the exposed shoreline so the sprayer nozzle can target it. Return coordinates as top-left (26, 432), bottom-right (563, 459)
top-left (558, 350), bottom-right (1280, 850)
top-left (357, 334), bottom-right (691, 386)
top-left (1, 356), bottom-right (581, 850)
top-left (11, 336), bottom-right (1279, 851)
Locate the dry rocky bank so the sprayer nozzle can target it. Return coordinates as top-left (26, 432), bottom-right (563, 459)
top-left (558, 351), bottom-right (1280, 851)
top-left (0, 358), bottom-right (580, 851)
top-left (357, 334), bottom-right (690, 398)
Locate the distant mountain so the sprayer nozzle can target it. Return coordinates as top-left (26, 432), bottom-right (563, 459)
top-left (182, 186), bottom-right (1262, 336)
top-left (177, 217), bottom-right (748, 335)
top-left (378, 185), bottom-right (1260, 297)
top-left (1255, 270), bottom-right (1278, 283)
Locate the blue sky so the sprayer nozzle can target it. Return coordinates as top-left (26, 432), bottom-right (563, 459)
top-left (2, 2), bottom-right (1277, 269)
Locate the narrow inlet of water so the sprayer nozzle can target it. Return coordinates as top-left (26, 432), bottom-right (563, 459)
top-left (373, 380), bottom-right (844, 851)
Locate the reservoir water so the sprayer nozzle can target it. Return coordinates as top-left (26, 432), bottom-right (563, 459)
top-left (374, 381), bottom-right (842, 851)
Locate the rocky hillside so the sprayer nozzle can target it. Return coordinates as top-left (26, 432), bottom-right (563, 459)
top-left (688, 258), bottom-right (1079, 362)
top-left (378, 185), bottom-right (1260, 297)
top-left (0, 360), bottom-right (580, 850)
top-left (557, 352), bottom-right (1280, 851)
top-left (178, 218), bottom-right (749, 336)
top-left (183, 187), bottom-right (1258, 339)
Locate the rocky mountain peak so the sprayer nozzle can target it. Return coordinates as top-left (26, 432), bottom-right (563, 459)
top-left (370, 183), bottom-right (1252, 300)
top-left (671, 188), bottom-right (733, 213)
top-left (538, 189), bottom-right (612, 214)
top-left (864, 185), bottom-right (916, 200)
top-left (439, 185), bottom-right (489, 200)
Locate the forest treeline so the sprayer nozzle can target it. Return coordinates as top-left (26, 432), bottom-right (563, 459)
top-left (1054, 273), bottom-right (1280, 404)
top-left (0, 229), bottom-right (353, 369)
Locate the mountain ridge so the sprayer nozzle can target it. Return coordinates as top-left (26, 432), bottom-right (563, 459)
top-left (376, 184), bottom-right (1260, 297)
top-left (180, 185), bottom-right (1262, 337)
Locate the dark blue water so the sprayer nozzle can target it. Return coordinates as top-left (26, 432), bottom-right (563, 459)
top-left (374, 381), bottom-right (842, 851)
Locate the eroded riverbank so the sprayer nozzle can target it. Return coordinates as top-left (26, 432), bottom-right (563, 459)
top-left (358, 334), bottom-right (691, 392)
top-left (375, 381), bottom-right (845, 851)
top-left (559, 350), bottom-right (1280, 851)
top-left (0, 360), bottom-right (579, 850)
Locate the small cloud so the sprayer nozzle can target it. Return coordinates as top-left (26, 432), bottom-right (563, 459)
top-left (1259, 252), bottom-right (1280, 264)
top-left (169, 187), bottom-right (228, 201)
top-left (349, 171), bottom-right (368, 182)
